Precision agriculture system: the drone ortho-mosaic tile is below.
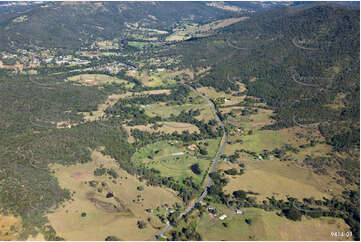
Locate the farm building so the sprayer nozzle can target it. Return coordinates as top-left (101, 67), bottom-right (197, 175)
top-left (236, 210), bottom-right (244, 215)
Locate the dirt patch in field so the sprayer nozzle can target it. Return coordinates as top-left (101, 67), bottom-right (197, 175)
top-left (84, 79), bottom-right (98, 85)
top-left (70, 171), bottom-right (93, 181)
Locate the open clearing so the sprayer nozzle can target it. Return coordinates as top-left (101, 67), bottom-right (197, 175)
top-left (47, 150), bottom-right (181, 241)
top-left (226, 108), bottom-right (275, 130)
top-left (26, 233), bottom-right (45, 241)
top-left (225, 124), bottom-right (325, 156)
top-left (131, 140), bottom-right (216, 186)
top-left (196, 205), bottom-right (350, 241)
top-left (128, 41), bottom-right (148, 49)
top-left (198, 17), bottom-right (249, 32)
top-left (219, 147), bottom-right (346, 202)
top-left (79, 94), bottom-right (124, 122)
top-left (220, 160), bottom-right (331, 202)
top-left (67, 74), bottom-right (133, 87)
top-left (197, 84), bottom-right (246, 101)
top-left (143, 102), bottom-right (216, 122)
top-left (0, 214), bottom-right (22, 240)
top-left (126, 70), bottom-right (177, 88)
top-left (228, 130), bottom-right (284, 154)
top-left (165, 17), bottom-right (249, 42)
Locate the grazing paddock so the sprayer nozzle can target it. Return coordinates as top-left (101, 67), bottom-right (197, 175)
top-left (219, 106), bottom-right (244, 115)
top-left (47, 150), bottom-right (181, 241)
top-left (227, 122), bottom-right (324, 155)
top-left (237, 130), bottom-right (283, 153)
top-left (197, 83), bottom-right (246, 100)
top-left (235, 108), bottom-right (275, 130)
top-left (67, 74), bottom-right (133, 87)
top-left (143, 102), bottom-right (213, 120)
top-left (126, 70), bottom-right (177, 87)
top-left (196, 205), bottom-right (350, 241)
top-left (131, 140), bottom-right (213, 186)
top-left (220, 159), bottom-right (331, 202)
top-left (291, 143), bottom-right (332, 162)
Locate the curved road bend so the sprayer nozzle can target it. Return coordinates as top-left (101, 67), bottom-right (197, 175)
top-left (151, 84), bottom-right (228, 240)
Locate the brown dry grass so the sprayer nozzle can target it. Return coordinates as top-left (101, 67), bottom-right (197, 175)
top-left (198, 17), bottom-right (249, 32)
top-left (0, 214), bottom-right (22, 240)
top-left (47, 150), bottom-right (182, 241)
top-left (80, 94), bottom-right (124, 122)
top-left (219, 158), bottom-right (336, 202)
top-left (219, 106), bottom-right (244, 115)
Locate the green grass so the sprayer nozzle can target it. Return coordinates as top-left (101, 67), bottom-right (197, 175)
top-left (143, 103), bottom-right (207, 118)
top-left (166, 23), bottom-right (198, 41)
top-left (197, 206), bottom-right (261, 241)
top-left (131, 140), bottom-right (213, 186)
top-left (240, 130), bottom-right (283, 153)
top-left (196, 138), bottom-right (221, 159)
top-left (144, 75), bottom-right (163, 87)
top-left (196, 204), bottom-right (351, 241)
top-left (99, 52), bottom-right (118, 56)
top-left (145, 76), bottom-right (176, 88)
top-left (128, 41), bottom-right (148, 49)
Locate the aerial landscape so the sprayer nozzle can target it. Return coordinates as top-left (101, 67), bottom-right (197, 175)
top-left (0, 1), bottom-right (359, 241)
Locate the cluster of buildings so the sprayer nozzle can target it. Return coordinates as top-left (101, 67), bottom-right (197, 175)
top-left (43, 55), bottom-right (90, 65)
top-left (91, 61), bottom-right (135, 74)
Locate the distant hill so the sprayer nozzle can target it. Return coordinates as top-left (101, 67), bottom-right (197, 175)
top-left (161, 3), bottom-right (359, 151)
top-left (0, 1), bottom-right (300, 51)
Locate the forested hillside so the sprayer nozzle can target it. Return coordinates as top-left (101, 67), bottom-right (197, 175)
top-left (154, 4), bottom-right (360, 237)
top-left (161, 3), bottom-right (360, 152)
top-left (0, 1), bottom-right (235, 50)
top-left (0, 2), bottom-right (359, 241)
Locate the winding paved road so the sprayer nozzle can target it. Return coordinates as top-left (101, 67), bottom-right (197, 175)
top-left (151, 83), bottom-right (228, 240)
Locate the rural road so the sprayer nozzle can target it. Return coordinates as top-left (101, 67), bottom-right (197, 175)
top-left (151, 83), bottom-right (228, 240)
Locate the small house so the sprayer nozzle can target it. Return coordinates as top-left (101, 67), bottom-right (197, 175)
top-left (207, 207), bottom-right (217, 215)
top-left (188, 144), bottom-right (196, 151)
top-left (236, 210), bottom-right (244, 215)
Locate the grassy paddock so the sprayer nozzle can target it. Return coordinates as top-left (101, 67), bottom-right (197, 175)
top-left (47, 149), bottom-right (181, 241)
top-left (196, 205), bottom-right (351, 241)
top-left (67, 74), bottom-right (133, 87)
top-left (131, 140), bottom-right (214, 186)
